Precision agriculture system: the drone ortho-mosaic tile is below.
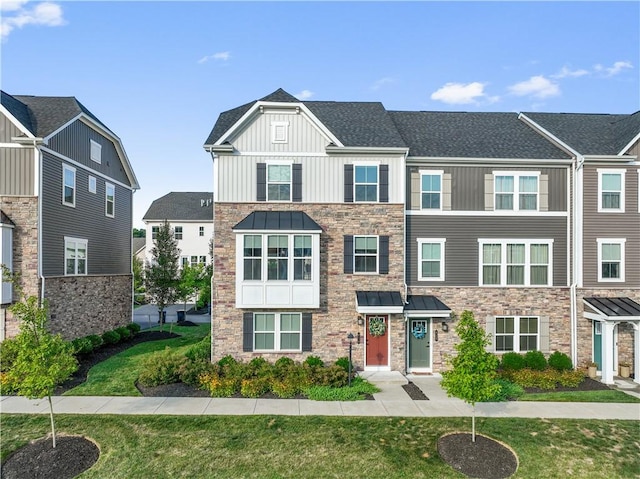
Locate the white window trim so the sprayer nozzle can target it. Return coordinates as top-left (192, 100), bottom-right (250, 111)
top-left (241, 233), bottom-right (316, 282)
top-left (152, 226), bottom-right (159, 240)
top-left (64, 236), bottom-right (87, 276)
top-left (420, 170), bottom-right (443, 211)
top-left (254, 312), bottom-right (302, 352)
top-left (199, 226), bottom-right (205, 237)
top-left (494, 315), bottom-right (540, 353)
top-left (62, 164), bottom-right (76, 207)
top-left (417, 238), bottom-right (446, 281)
top-left (265, 160), bottom-right (293, 202)
top-left (105, 182), bottom-right (115, 218)
top-left (353, 162), bottom-right (380, 203)
top-left (90, 139), bottom-right (102, 164)
top-left (597, 168), bottom-right (626, 213)
top-left (596, 238), bottom-right (626, 282)
top-left (174, 226), bottom-right (183, 240)
top-left (493, 171), bottom-right (540, 212)
top-left (271, 121), bottom-right (289, 144)
top-left (478, 238), bottom-right (554, 287)
top-left (354, 235), bottom-right (379, 274)
top-left (88, 176), bottom-right (97, 194)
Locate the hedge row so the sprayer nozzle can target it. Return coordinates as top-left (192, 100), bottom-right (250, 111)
top-left (70, 323), bottom-right (141, 356)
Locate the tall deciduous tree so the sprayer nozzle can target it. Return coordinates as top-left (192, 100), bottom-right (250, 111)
top-left (175, 263), bottom-right (205, 314)
top-left (440, 310), bottom-right (500, 442)
top-left (144, 220), bottom-right (180, 331)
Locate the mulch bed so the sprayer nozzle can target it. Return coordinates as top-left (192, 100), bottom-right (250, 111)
top-left (438, 433), bottom-right (518, 479)
top-left (403, 382), bottom-right (429, 400)
top-left (1, 435), bottom-right (99, 479)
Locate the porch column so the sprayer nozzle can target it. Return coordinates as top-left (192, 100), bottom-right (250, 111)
top-left (633, 323), bottom-right (640, 385)
top-left (601, 321), bottom-right (616, 385)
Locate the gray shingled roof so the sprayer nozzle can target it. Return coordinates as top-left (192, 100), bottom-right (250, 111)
top-left (204, 88), bottom-right (407, 148)
top-left (133, 237), bottom-right (146, 254)
top-left (233, 211), bottom-right (322, 231)
top-left (142, 192), bottom-right (214, 221)
top-left (1, 91), bottom-right (34, 134)
top-left (524, 112), bottom-right (638, 156)
top-left (389, 111), bottom-right (571, 159)
top-left (584, 297), bottom-right (640, 318)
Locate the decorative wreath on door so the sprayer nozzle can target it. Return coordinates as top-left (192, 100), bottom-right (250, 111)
top-left (412, 323), bottom-right (426, 340)
top-left (369, 317), bottom-right (386, 337)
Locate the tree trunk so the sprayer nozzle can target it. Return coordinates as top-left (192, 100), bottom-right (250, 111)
top-left (48, 394), bottom-right (57, 448)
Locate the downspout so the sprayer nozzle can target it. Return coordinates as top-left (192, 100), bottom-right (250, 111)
top-left (207, 147), bottom-right (217, 362)
top-left (570, 154), bottom-right (585, 367)
top-left (131, 189), bottom-right (136, 321)
top-left (35, 141), bottom-right (45, 306)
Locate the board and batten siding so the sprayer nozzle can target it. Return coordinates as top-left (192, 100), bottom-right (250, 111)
top-left (216, 155), bottom-right (405, 203)
top-left (40, 151), bottom-right (132, 276)
top-left (1, 112), bottom-right (27, 142)
top-left (406, 165), bottom-right (568, 212)
top-left (0, 147), bottom-right (34, 195)
top-left (582, 164), bottom-right (640, 288)
top-left (406, 216), bottom-right (568, 287)
top-left (230, 112), bottom-right (329, 154)
top-left (47, 120), bottom-right (131, 186)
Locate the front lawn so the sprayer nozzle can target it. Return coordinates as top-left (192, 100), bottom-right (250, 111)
top-left (1, 415), bottom-right (638, 478)
top-left (521, 390), bottom-right (640, 403)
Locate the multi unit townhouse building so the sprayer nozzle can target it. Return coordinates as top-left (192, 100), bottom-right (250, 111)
top-left (203, 89), bottom-right (639, 385)
top-left (142, 192), bottom-right (214, 268)
top-left (1, 91), bottom-right (139, 340)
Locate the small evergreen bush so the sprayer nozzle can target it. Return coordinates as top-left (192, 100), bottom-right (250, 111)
top-left (179, 359), bottom-right (215, 386)
top-left (500, 352), bottom-right (526, 371)
top-left (71, 337), bottom-right (94, 356)
top-left (127, 323), bottom-right (141, 335)
top-left (548, 351), bottom-right (573, 371)
top-left (312, 365), bottom-right (349, 388)
top-left (137, 348), bottom-right (187, 387)
top-left (217, 355), bottom-right (237, 368)
top-left (248, 356), bottom-right (271, 376)
top-left (115, 327), bottom-right (131, 341)
top-left (304, 355), bottom-right (324, 368)
top-left (334, 357), bottom-right (352, 373)
top-left (274, 356), bottom-right (295, 369)
top-left (524, 350), bottom-right (547, 371)
top-left (240, 377), bottom-right (271, 398)
top-left (185, 335), bottom-right (211, 362)
top-left (86, 334), bottom-right (104, 350)
top-left (101, 330), bottom-right (121, 345)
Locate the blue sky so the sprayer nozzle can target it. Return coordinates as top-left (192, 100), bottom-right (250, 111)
top-left (2, 1), bottom-right (638, 228)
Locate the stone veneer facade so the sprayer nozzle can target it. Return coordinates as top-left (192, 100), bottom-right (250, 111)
top-left (408, 287), bottom-right (572, 372)
top-left (45, 275), bottom-right (132, 340)
top-left (0, 196), bottom-right (40, 339)
top-left (213, 202), bottom-right (405, 371)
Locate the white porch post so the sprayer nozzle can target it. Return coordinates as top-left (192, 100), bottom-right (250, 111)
top-left (601, 322), bottom-right (616, 385)
top-left (633, 324), bottom-right (640, 385)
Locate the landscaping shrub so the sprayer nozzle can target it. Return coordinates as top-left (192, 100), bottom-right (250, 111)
top-left (240, 377), bottom-right (271, 398)
top-left (115, 327), bottom-right (131, 341)
top-left (217, 355), bottom-right (237, 368)
top-left (271, 377), bottom-right (300, 398)
top-left (0, 337), bottom-right (20, 372)
top-left (199, 373), bottom-right (237, 398)
top-left (179, 359), bottom-right (216, 386)
top-left (274, 356), bottom-right (295, 370)
top-left (303, 377), bottom-right (378, 401)
top-left (335, 357), bottom-right (353, 373)
top-left (312, 365), bottom-right (349, 388)
top-left (500, 352), bottom-right (526, 371)
top-left (185, 335), bottom-right (211, 362)
top-left (248, 356), bottom-right (271, 377)
top-left (127, 323), bottom-right (141, 335)
top-left (137, 348), bottom-right (187, 387)
top-left (485, 378), bottom-right (524, 401)
top-left (101, 330), bottom-right (121, 345)
top-left (71, 337), bottom-right (94, 356)
top-left (304, 355), bottom-right (324, 369)
top-left (87, 334), bottom-right (104, 350)
top-left (548, 351), bottom-right (573, 371)
top-left (524, 350), bottom-right (547, 371)
top-left (558, 369), bottom-right (585, 388)
top-left (500, 367), bottom-right (582, 390)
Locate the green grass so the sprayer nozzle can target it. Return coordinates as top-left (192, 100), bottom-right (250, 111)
top-left (521, 390), bottom-right (640, 403)
top-left (1, 415), bottom-right (638, 478)
top-left (303, 377), bottom-right (380, 401)
top-left (65, 324), bottom-right (209, 396)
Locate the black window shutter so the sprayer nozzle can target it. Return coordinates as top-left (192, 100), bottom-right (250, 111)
top-left (344, 235), bottom-right (354, 274)
top-left (379, 165), bottom-right (389, 203)
top-left (292, 164), bottom-right (302, 202)
top-left (344, 164), bottom-right (354, 203)
top-left (243, 312), bottom-right (254, 351)
top-left (301, 313), bottom-right (312, 352)
top-left (257, 163), bottom-right (266, 201)
top-left (379, 236), bottom-right (389, 274)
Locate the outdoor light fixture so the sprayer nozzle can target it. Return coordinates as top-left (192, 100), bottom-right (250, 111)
top-left (357, 315), bottom-right (364, 326)
top-left (442, 322), bottom-right (449, 332)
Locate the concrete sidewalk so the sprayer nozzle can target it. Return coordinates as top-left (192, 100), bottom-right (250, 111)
top-left (2, 374), bottom-right (638, 420)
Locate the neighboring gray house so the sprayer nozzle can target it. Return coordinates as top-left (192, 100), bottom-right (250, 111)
top-left (203, 88), bottom-right (639, 384)
top-left (0, 91), bottom-right (139, 340)
top-left (142, 192), bottom-right (213, 268)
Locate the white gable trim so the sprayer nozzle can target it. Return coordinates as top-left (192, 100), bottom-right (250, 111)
top-left (518, 113), bottom-right (580, 158)
top-left (620, 131), bottom-right (640, 156)
top-left (0, 104), bottom-right (36, 138)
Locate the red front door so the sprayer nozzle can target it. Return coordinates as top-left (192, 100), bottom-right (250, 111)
top-left (366, 315), bottom-right (389, 367)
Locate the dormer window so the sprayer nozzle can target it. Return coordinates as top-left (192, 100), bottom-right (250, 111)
top-left (90, 139), bottom-right (102, 164)
top-left (271, 121), bottom-right (289, 144)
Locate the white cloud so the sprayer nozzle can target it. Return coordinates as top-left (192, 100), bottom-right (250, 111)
top-left (594, 61), bottom-right (633, 77)
top-left (430, 82), bottom-right (490, 105)
top-left (1, 1), bottom-right (65, 40)
top-left (508, 75), bottom-right (560, 99)
top-left (294, 90), bottom-right (314, 100)
top-left (370, 77), bottom-right (394, 91)
top-left (197, 51), bottom-right (231, 64)
top-left (551, 66), bottom-right (589, 79)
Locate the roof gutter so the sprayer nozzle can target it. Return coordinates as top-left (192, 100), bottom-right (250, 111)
top-left (206, 146), bottom-right (217, 361)
top-left (325, 145), bottom-right (409, 155)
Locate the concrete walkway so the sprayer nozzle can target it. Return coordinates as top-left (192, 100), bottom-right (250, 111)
top-left (2, 373), bottom-right (638, 420)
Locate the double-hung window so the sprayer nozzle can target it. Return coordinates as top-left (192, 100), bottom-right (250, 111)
top-left (597, 238), bottom-right (625, 282)
top-left (105, 183), bottom-right (115, 217)
top-left (495, 316), bottom-right (539, 352)
top-left (293, 235), bottom-right (312, 280)
top-left (354, 236), bottom-right (378, 273)
top-left (199, 226), bottom-right (205, 237)
top-left (479, 239), bottom-right (552, 286)
top-left (243, 234), bottom-right (314, 282)
top-left (174, 226), bottom-right (183, 240)
top-left (152, 226), bottom-right (159, 239)
top-left (267, 164), bottom-right (292, 201)
top-left (494, 172), bottom-right (539, 211)
top-left (88, 176), bottom-right (97, 194)
top-left (62, 164), bottom-right (76, 207)
top-left (243, 235), bottom-right (262, 280)
top-left (65, 237), bottom-right (87, 275)
top-left (254, 312), bottom-right (301, 351)
top-left (598, 169), bottom-right (625, 212)
top-left (190, 256), bottom-right (198, 267)
top-left (421, 172), bottom-right (442, 210)
top-left (418, 238), bottom-right (445, 281)
top-left (354, 165), bottom-right (378, 202)
top-left (267, 235), bottom-right (289, 280)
